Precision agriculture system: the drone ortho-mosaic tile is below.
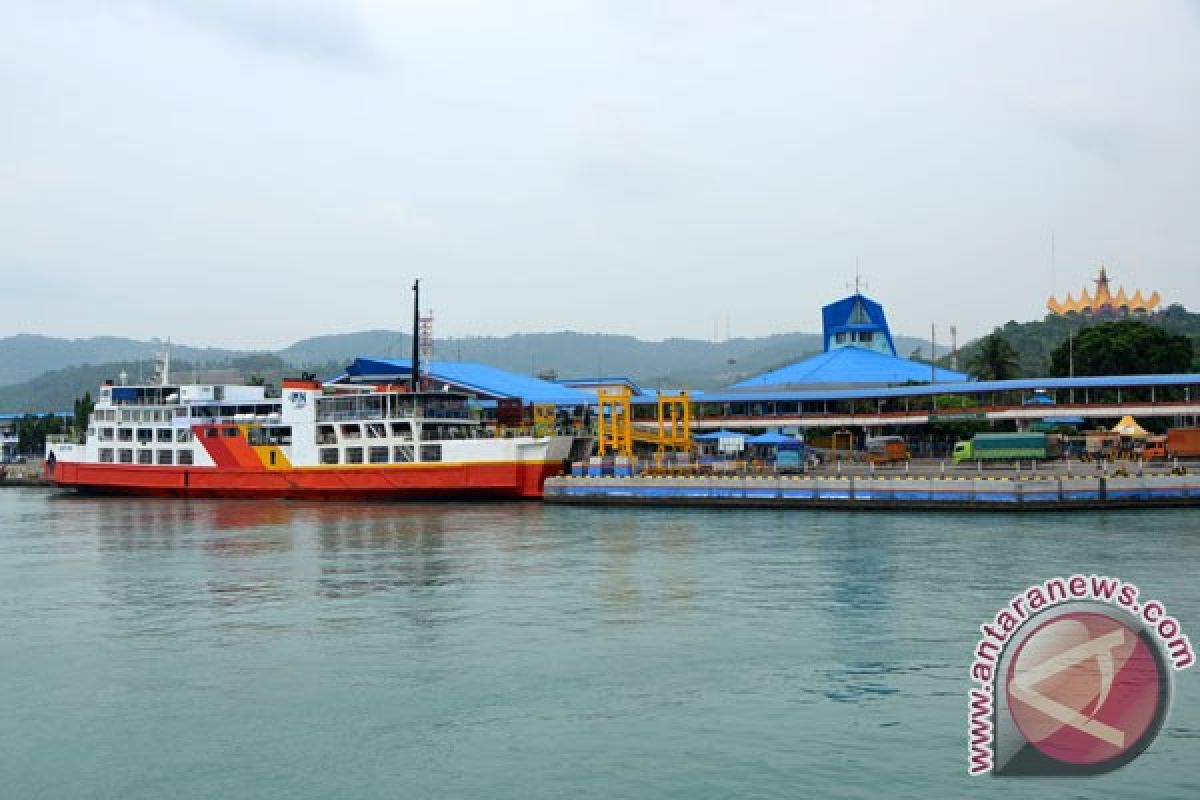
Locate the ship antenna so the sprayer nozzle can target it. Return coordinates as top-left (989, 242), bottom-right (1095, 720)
top-left (411, 279), bottom-right (421, 392)
top-left (157, 338), bottom-right (171, 386)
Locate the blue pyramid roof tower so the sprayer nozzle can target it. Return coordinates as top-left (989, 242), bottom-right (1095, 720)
top-left (732, 292), bottom-right (969, 389)
top-left (821, 293), bottom-right (897, 356)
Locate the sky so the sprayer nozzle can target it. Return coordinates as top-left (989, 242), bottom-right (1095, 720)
top-left (2, 0), bottom-right (1199, 349)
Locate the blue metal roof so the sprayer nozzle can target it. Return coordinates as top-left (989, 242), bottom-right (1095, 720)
top-left (732, 346), bottom-right (969, 389)
top-left (693, 429), bottom-right (745, 440)
top-left (745, 431), bottom-right (800, 445)
top-left (553, 376), bottom-right (647, 395)
top-left (691, 373), bottom-right (1200, 404)
top-left (338, 357), bottom-right (593, 406)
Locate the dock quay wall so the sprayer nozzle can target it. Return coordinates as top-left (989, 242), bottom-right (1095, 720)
top-left (543, 474), bottom-right (1200, 510)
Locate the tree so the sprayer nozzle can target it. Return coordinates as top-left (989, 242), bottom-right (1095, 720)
top-left (1048, 319), bottom-right (1193, 377)
top-left (72, 391), bottom-right (94, 443)
top-left (16, 414), bottom-right (66, 455)
top-left (966, 334), bottom-right (1020, 380)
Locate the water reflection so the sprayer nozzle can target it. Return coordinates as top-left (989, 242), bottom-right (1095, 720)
top-left (316, 508), bottom-right (456, 598)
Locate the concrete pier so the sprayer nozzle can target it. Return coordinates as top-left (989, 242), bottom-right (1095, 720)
top-left (544, 473), bottom-right (1200, 510)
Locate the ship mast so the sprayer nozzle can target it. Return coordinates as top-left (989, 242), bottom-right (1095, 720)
top-left (411, 279), bottom-right (420, 393)
top-left (153, 339), bottom-right (171, 386)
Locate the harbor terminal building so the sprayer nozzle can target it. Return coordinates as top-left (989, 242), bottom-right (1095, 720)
top-left (326, 290), bottom-right (1200, 453)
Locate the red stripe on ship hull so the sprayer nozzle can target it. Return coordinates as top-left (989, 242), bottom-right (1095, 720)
top-left (49, 461), bottom-right (564, 500)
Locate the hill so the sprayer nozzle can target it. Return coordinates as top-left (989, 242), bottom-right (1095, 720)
top-left (0, 334), bottom-right (246, 387)
top-left (954, 304), bottom-right (1200, 377)
top-left (0, 329), bottom-right (931, 412)
top-left (0, 356), bottom-right (345, 414)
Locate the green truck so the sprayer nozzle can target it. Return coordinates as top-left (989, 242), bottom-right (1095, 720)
top-left (952, 432), bottom-right (1055, 463)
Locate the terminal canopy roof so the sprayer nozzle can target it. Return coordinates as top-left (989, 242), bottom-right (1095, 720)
top-left (335, 357), bottom-right (593, 407)
top-left (732, 346), bottom-right (969, 389)
top-left (1111, 415), bottom-right (1149, 437)
top-left (745, 431), bottom-right (800, 446)
top-left (693, 429), bottom-right (746, 441)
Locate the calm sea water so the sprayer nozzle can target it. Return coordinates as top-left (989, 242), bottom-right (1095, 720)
top-left (1, 488), bottom-right (1197, 799)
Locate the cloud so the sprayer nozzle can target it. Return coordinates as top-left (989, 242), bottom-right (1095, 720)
top-left (1013, 95), bottom-right (1138, 166)
top-left (152, 0), bottom-right (373, 65)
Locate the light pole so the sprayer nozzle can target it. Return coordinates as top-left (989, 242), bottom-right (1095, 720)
top-left (1068, 328), bottom-right (1075, 405)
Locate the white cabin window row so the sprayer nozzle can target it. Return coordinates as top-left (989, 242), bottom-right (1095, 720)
top-left (317, 444), bottom-right (441, 466)
top-left (316, 422), bottom-right (473, 445)
top-left (103, 428), bottom-right (192, 444)
top-left (100, 448), bottom-right (195, 465)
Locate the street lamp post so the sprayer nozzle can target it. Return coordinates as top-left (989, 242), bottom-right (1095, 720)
top-left (1068, 329), bottom-right (1075, 405)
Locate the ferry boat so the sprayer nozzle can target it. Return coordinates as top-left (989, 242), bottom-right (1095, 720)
top-left (45, 377), bottom-right (584, 499)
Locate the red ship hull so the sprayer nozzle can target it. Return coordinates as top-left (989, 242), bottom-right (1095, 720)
top-left (47, 460), bottom-right (564, 500)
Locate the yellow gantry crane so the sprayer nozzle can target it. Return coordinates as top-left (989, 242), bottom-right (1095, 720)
top-left (596, 387), bottom-right (634, 457)
top-left (596, 387), bottom-right (692, 457)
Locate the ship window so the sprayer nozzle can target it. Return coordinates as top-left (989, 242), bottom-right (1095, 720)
top-left (88, 427), bottom-right (96, 437)
top-left (118, 428), bottom-right (133, 442)
top-left (136, 428), bottom-right (153, 444)
top-left (206, 428), bottom-right (218, 438)
top-left (120, 410), bottom-right (132, 422)
top-left (317, 425), bottom-right (336, 445)
top-left (340, 424), bottom-right (361, 439)
top-left (118, 449), bottom-right (133, 463)
top-left (366, 423), bottom-right (386, 439)
top-left (420, 444), bottom-right (442, 462)
top-left (390, 422), bottom-right (411, 439)
top-left (99, 448), bottom-right (114, 463)
top-left (835, 332), bottom-right (846, 344)
top-left (247, 428), bottom-right (264, 446)
top-left (393, 445), bottom-right (414, 463)
top-left (860, 332), bottom-right (874, 343)
top-left (100, 428), bottom-right (114, 441)
top-left (368, 446), bottom-right (389, 464)
top-left (345, 447), bottom-right (364, 464)
top-left (223, 428), bottom-right (239, 438)
top-left (137, 450), bottom-right (153, 465)
top-left (176, 429), bottom-right (191, 443)
top-left (157, 450), bottom-right (173, 465)
top-left (156, 429), bottom-right (172, 443)
top-left (319, 448), bottom-right (339, 465)
top-left (178, 450), bottom-right (194, 465)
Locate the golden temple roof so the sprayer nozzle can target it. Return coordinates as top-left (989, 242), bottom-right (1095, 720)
top-left (1047, 266), bottom-right (1161, 315)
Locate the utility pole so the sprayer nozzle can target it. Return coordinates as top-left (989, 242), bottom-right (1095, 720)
top-left (950, 325), bottom-right (958, 372)
top-left (1068, 328), bottom-right (1075, 404)
top-left (930, 323), bottom-right (936, 384)
top-left (410, 279), bottom-right (421, 393)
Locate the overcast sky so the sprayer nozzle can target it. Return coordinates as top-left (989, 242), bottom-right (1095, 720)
top-left (3, 1), bottom-right (1199, 349)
